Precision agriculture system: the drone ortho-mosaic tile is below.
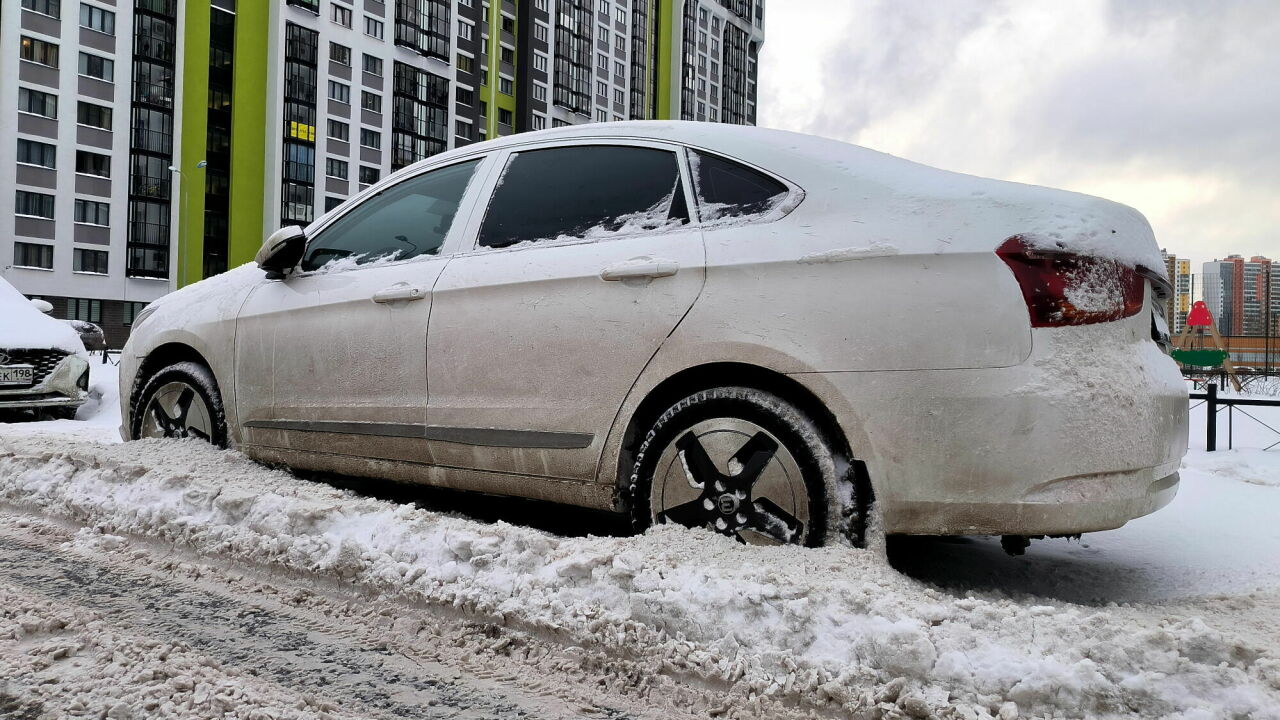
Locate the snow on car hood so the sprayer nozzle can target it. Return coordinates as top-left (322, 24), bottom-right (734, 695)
top-left (132, 262), bottom-right (265, 331)
top-left (0, 277), bottom-right (85, 355)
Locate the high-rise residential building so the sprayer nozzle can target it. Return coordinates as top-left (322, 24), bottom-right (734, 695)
top-left (1201, 255), bottom-right (1274, 337)
top-left (1161, 249), bottom-right (1191, 334)
top-left (2, 0), bottom-right (766, 347)
top-left (2, 0), bottom-right (170, 347)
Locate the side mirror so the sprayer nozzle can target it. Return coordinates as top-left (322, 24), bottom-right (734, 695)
top-left (30, 298), bottom-right (54, 314)
top-left (256, 225), bottom-right (307, 280)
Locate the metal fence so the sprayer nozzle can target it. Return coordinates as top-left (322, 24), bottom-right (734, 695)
top-left (1189, 383), bottom-right (1280, 452)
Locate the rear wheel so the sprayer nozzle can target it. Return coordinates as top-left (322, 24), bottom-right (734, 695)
top-left (131, 361), bottom-right (227, 447)
top-left (628, 387), bottom-right (835, 547)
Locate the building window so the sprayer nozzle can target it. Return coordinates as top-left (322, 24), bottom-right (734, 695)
top-left (20, 0), bottom-right (61, 19)
top-left (499, 77), bottom-right (513, 95)
top-left (74, 199), bottom-right (110, 225)
top-left (359, 166), bottom-right (380, 185)
top-left (329, 80), bottom-right (351, 103)
top-left (286, 0), bottom-right (320, 13)
top-left (79, 3), bottom-right (115, 34)
top-left (73, 248), bottom-right (109, 274)
top-left (326, 158), bottom-right (349, 179)
top-left (365, 16), bottom-right (384, 39)
top-left (458, 20), bottom-right (473, 40)
top-left (20, 36), bottom-right (60, 67)
top-left (498, 108), bottom-right (513, 126)
top-left (122, 301), bottom-right (148, 326)
top-left (534, 22), bottom-right (548, 42)
top-left (501, 15), bottom-right (515, 33)
top-left (596, 80), bottom-right (607, 97)
top-left (394, 0), bottom-right (450, 61)
top-left (361, 91), bottom-right (382, 113)
top-left (614, 88), bottom-right (624, 104)
top-left (281, 181), bottom-right (314, 224)
top-left (77, 101), bottom-right (113, 130)
top-left (330, 42), bottom-right (351, 65)
top-left (359, 128), bottom-right (382, 149)
top-left (18, 88), bottom-right (58, 119)
top-left (331, 3), bottom-right (352, 27)
top-left (532, 83), bottom-right (547, 101)
top-left (456, 54), bottom-right (474, 73)
top-left (76, 150), bottom-right (111, 177)
top-left (15, 190), bottom-right (55, 219)
top-left (328, 119), bottom-right (350, 141)
top-left (14, 242), bottom-right (54, 270)
top-left (282, 141), bottom-right (315, 183)
top-left (78, 52), bottom-right (114, 81)
top-left (362, 54), bottom-right (383, 76)
top-left (500, 46), bottom-right (515, 64)
top-left (17, 139), bottom-right (57, 168)
top-left (456, 87), bottom-right (473, 105)
top-left (68, 298), bottom-right (102, 323)
top-left (324, 196), bottom-right (345, 212)
top-left (533, 53), bottom-right (547, 72)
top-left (531, 114), bottom-right (546, 130)
top-left (454, 120), bottom-right (472, 140)
top-left (596, 108), bottom-right (608, 122)
top-left (390, 61), bottom-right (449, 169)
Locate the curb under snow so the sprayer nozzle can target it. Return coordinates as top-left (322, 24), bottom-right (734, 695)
top-left (0, 436), bottom-right (1277, 719)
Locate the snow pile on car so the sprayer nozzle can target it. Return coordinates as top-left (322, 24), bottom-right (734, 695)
top-left (0, 277), bottom-right (84, 355)
top-left (0, 436), bottom-right (1276, 719)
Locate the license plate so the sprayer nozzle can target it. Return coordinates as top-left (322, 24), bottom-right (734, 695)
top-left (0, 366), bottom-right (34, 386)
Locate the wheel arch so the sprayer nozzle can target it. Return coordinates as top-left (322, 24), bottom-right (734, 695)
top-left (610, 361), bottom-right (871, 512)
top-left (128, 343), bottom-right (223, 437)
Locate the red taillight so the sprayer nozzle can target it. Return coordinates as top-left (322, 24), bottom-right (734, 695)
top-left (996, 235), bottom-right (1145, 327)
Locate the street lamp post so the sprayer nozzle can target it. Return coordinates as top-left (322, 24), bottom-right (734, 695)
top-left (169, 161), bottom-right (207, 289)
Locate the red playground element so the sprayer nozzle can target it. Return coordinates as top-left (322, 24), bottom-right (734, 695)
top-left (1186, 301), bottom-right (1213, 327)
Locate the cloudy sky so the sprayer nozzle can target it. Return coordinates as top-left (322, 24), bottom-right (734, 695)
top-left (758, 0), bottom-right (1279, 268)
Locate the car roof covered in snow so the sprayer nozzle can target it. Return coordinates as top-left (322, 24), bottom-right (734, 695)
top-left (365, 121), bottom-right (1164, 271)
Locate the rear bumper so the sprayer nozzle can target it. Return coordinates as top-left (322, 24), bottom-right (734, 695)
top-left (797, 323), bottom-right (1189, 536)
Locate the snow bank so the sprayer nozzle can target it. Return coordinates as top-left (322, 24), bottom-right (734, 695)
top-left (0, 278), bottom-right (84, 355)
top-left (0, 436), bottom-right (1276, 719)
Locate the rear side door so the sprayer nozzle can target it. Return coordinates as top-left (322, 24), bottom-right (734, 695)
top-left (425, 141), bottom-right (705, 481)
top-left (234, 157), bottom-right (489, 464)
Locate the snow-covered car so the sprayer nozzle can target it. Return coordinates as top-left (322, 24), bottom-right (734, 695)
top-left (119, 121), bottom-right (1188, 546)
top-left (66, 319), bottom-right (107, 352)
top-left (0, 279), bottom-right (90, 419)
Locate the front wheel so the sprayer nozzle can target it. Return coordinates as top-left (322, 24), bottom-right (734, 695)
top-left (131, 361), bottom-right (228, 447)
top-left (627, 387), bottom-right (838, 547)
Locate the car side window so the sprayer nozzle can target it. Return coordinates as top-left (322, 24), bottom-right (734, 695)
top-left (689, 150), bottom-right (789, 221)
top-left (301, 159), bottom-right (480, 272)
top-left (477, 145), bottom-right (689, 249)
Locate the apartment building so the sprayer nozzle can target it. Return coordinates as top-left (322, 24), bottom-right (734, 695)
top-left (1202, 255), bottom-right (1274, 337)
top-left (1161, 249), bottom-right (1192, 334)
top-left (2, 0), bottom-right (766, 347)
top-left (2, 0), bottom-right (171, 347)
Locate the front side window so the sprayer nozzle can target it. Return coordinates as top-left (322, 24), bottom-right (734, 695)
top-left (301, 159), bottom-right (480, 271)
top-left (689, 150), bottom-right (789, 221)
top-left (478, 145), bottom-right (688, 248)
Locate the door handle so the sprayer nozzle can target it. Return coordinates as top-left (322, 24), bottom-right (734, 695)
top-left (600, 258), bottom-right (680, 282)
top-left (372, 283), bottom-right (426, 304)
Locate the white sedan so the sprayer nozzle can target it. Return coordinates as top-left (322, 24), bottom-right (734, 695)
top-left (120, 122), bottom-right (1188, 547)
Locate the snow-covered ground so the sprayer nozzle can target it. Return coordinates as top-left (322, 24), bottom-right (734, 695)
top-left (1, 368), bottom-right (1279, 718)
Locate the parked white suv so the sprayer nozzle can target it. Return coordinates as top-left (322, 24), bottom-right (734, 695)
top-left (0, 279), bottom-right (90, 419)
top-left (120, 122), bottom-right (1188, 546)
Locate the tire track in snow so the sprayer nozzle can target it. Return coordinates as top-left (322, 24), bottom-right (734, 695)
top-left (0, 525), bottom-right (616, 720)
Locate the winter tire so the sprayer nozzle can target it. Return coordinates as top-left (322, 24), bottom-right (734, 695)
top-left (131, 361), bottom-right (228, 447)
top-left (628, 387), bottom-right (837, 547)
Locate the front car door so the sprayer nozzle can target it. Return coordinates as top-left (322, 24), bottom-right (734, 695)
top-left (235, 156), bottom-right (490, 466)
top-left (425, 140), bottom-right (706, 482)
